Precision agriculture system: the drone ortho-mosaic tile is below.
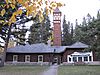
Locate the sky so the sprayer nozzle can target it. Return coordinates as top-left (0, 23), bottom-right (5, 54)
top-left (26, 0), bottom-right (100, 28)
top-left (24, 0), bottom-right (100, 38)
top-left (54, 0), bottom-right (100, 24)
top-left (0, 0), bottom-right (100, 43)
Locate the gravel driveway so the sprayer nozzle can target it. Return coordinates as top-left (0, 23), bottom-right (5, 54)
top-left (41, 65), bottom-right (58, 75)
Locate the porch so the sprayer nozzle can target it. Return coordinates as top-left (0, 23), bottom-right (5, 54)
top-left (67, 51), bottom-right (93, 63)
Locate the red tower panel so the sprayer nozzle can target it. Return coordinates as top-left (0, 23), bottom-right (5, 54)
top-left (53, 8), bottom-right (62, 46)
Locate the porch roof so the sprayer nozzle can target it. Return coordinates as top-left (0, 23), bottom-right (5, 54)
top-left (70, 52), bottom-right (92, 56)
top-left (68, 41), bottom-right (88, 48)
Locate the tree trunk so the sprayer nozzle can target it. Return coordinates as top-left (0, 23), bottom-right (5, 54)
top-left (0, 24), bottom-right (12, 67)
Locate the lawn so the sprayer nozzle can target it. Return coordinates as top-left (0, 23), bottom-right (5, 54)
top-left (58, 65), bottom-right (100, 75)
top-left (0, 65), bottom-right (48, 75)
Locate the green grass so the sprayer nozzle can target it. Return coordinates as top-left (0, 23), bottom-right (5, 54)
top-left (58, 65), bottom-right (100, 75)
top-left (0, 65), bottom-right (48, 75)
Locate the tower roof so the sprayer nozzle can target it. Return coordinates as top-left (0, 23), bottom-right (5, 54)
top-left (53, 7), bottom-right (61, 13)
top-left (68, 41), bottom-right (88, 48)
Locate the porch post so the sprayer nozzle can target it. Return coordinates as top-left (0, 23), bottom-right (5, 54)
top-left (88, 56), bottom-right (89, 62)
top-left (82, 56), bottom-right (84, 62)
top-left (91, 51), bottom-right (93, 62)
top-left (67, 55), bottom-right (69, 63)
top-left (91, 56), bottom-right (93, 62)
top-left (71, 57), bottom-right (73, 63)
top-left (77, 57), bottom-right (78, 62)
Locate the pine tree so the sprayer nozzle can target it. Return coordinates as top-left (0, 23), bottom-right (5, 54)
top-left (87, 13), bottom-right (92, 23)
top-left (12, 24), bottom-right (27, 45)
top-left (28, 11), bottom-right (52, 44)
top-left (41, 12), bottom-right (52, 44)
top-left (62, 15), bottom-right (72, 45)
top-left (28, 15), bottom-right (41, 44)
top-left (97, 11), bottom-right (100, 20)
top-left (74, 19), bottom-right (81, 41)
top-left (82, 17), bottom-right (87, 26)
top-left (70, 23), bottom-right (74, 44)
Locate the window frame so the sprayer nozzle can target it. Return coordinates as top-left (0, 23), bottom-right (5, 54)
top-left (25, 55), bottom-right (30, 62)
top-left (13, 55), bottom-right (18, 62)
top-left (38, 55), bottom-right (43, 63)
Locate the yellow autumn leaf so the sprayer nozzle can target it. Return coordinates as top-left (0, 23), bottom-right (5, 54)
top-left (8, 22), bottom-right (12, 26)
top-left (50, 2), bottom-right (57, 9)
top-left (46, 8), bottom-right (49, 16)
top-left (9, 13), bottom-right (16, 24)
top-left (24, 2), bottom-right (29, 7)
top-left (45, 1), bottom-right (48, 5)
top-left (38, 1), bottom-right (41, 6)
top-left (10, 4), bottom-right (15, 9)
top-left (3, 22), bottom-right (8, 25)
top-left (29, 5), bottom-right (34, 12)
top-left (17, 9), bottom-right (23, 15)
top-left (28, 0), bottom-right (31, 3)
top-left (33, 5), bottom-right (37, 11)
top-left (13, 12), bottom-right (17, 16)
top-left (0, 20), bottom-right (4, 23)
top-left (7, 5), bottom-right (9, 8)
top-left (32, 11), bottom-right (37, 18)
top-left (26, 11), bottom-right (29, 16)
top-left (39, 14), bottom-right (44, 22)
top-left (1, 9), bottom-right (5, 16)
top-left (5, 0), bottom-right (9, 4)
top-left (17, 0), bottom-right (23, 4)
top-left (57, 3), bottom-right (64, 7)
top-left (12, 0), bottom-right (16, 4)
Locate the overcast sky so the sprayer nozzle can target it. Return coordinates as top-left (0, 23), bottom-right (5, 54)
top-left (25, 0), bottom-right (100, 38)
top-left (26, 0), bottom-right (100, 28)
top-left (54, 0), bottom-right (100, 24)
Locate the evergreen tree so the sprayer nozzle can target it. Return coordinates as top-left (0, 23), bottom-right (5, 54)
top-left (41, 12), bottom-right (52, 44)
top-left (28, 16), bottom-right (41, 44)
top-left (74, 19), bottom-right (81, 41)
top-left (82, 17), bottom-right (87, 26)
top-left (62, 15), bottom-right (72, 45)
top-left (28, 11), bottom-right (52, 44)
top-left (74, 12), bottom-right (100, 60)
top-left (70, 23), bottom-right (74, 44)
top-left (97, 11), bottom-right (100, 20)
top-left (12, 24), bottom-right (27, 45)
top-left (87, 13), bottom-right (92, 23)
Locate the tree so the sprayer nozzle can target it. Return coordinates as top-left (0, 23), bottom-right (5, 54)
top-left (0, 0), bottom-right (64, 67)
top-left (82, 17), bottom-right (87, 26)
top-left (97, 11), bottom-right (100, 20)
top-left (70, 23), bottom-right (74, 44)
top-left (74, 19), bottom-right (81, 41)
top-left (74, 12), bottom-right (100, 60)
top-left (87, 13), bottom-right (92, 23)
top-left (12, 23), bottom-right (27, 45)
top-left (41, 11), bottom-right (52, 44)
top-left (28, 15), bottom-right (41, 44)
top-left (28, 10), bottom-right (52, 44)
top-left (62, 15), bottom-right (72, 45)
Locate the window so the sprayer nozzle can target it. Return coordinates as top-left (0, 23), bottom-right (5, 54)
top-left (13, 55), bottom-right (18, 62)
top-left (73, 57), bottom-right (77, 62)
top-left (78, 57), bottom-right (82, 62)
top-left (89, 56), bottom-right (91, 61)
top-left (25, 55), bottom-right (30, 62)
top-left (38, 55), bottom-right (43, 62)
top-left (84, 57), bottom-right (88, 61)
top-left (69, 57), bottom-right (71, 62)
